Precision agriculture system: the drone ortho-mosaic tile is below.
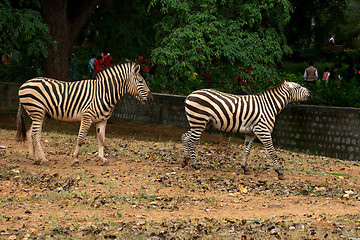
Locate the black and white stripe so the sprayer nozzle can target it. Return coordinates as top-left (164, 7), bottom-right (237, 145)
top-left (16, 61), bottom-right (153, 166)
top-left (182, 80), bottom-right (311, 179)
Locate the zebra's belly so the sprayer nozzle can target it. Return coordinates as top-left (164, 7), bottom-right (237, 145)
top-left (235, 126), bottom-right (253, 134)
top-left (47, 108), bottom-right (84, 122)
top-left (53, 114), bottom-right (82, 122)
top-left (214, 121), bottom-right (253, 134)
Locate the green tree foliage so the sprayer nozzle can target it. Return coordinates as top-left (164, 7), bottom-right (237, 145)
top-left (337, 0), bottom-right (360, 49)
top-left (78, 0), bottom-right (157, 61)
top-left (0, 0), bottom-right (52, 82)
top-left (0, 0), bottom-right (50, 59)
top-left (285, 0), bottom-right (347, 49)
top-left (148, 0), bottom-right (292, 94)
top-left (73, 0), bottom-right (158, 81)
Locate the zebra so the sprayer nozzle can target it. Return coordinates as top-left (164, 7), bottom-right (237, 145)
top-left (16, 61), bottom-right (153, 166)
top-left (182, 80), bottom-right (311, 180)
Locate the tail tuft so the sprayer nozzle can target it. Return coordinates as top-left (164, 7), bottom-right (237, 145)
top-left (16, 102), bottom-right (26, 142)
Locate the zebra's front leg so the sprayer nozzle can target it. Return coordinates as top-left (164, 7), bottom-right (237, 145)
top-left (255, 131), bottom-right (284, 180)
top-left (241, 133), bottom-right (256, 175)
top-left (268, 148), bottom-right (284, 180)
top-left (96, 120), bottom-right (109, 166)
top-left (72, 116), bottom-right (93, 167)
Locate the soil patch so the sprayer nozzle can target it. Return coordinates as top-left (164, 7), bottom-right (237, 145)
top-left (0, 113), bottom-right (359, 239)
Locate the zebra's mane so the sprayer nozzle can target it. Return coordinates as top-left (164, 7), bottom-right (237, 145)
top-left (257, 79), bottom-right (287, 95)
top-left (94, 61), bottom-right (139, 79)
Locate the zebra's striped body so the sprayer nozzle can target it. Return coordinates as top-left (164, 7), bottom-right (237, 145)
top-left (182, 80), bottom-right (311, 180)
top-left (17, 61), bottom-right (153, 166)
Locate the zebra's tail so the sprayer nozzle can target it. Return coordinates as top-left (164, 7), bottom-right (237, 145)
top-left (16, 102), bottom-right (26, 142)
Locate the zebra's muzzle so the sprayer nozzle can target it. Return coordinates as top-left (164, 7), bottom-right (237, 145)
top-left (143, 92), bottom-right (153, 106)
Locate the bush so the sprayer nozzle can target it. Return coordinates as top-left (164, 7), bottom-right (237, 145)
top-left (283, 72), bottom-right (360, 108)
top-left (0, 52), bottom-right (44, 83)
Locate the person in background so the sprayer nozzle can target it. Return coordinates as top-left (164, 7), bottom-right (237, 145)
top-left (93, 55), bottom-right (103, 74)
top-left (322, 67), bottom-right (330, 85)
top-left (88, 54), bottom-right (96, 78)
top-left (304, 61), bottom-right (318, 84)
top-left (99, 48), bottom-right (105, 57)
top-left (328, 35), bottom-right (335, 45)
top-left (102, 52), bottom-right (112, 68)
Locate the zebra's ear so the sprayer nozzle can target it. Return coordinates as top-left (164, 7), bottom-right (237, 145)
top-left (132, 65), bottom-right (141, 74)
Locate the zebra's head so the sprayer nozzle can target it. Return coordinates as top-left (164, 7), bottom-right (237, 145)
top-left (128, 64), bottom-right (153, 106)
top-left (284, 81), bottom-right (312, 102)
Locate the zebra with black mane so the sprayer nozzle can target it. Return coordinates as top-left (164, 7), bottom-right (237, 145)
top-left (16, 61), bottom-right (153, 166)
top-left (182, 80), bottom-right (311, 180)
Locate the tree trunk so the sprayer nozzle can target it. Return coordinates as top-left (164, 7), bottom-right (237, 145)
top-left (41, 0), bottom-right (99, 81)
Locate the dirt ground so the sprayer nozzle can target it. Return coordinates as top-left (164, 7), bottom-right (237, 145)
top-left (0, 112), bottom-right (359, 239)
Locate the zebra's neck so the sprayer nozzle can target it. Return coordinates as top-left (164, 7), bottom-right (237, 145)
top-left (96, 67), bottom-right (128, 107)
top-left (259, 83), bottom-right (290, 117)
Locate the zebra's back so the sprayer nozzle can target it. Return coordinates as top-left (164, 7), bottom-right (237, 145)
top-left (185, 89), bottom-right (264, 133)
top-left (19, 77), bottom-right (96, 121)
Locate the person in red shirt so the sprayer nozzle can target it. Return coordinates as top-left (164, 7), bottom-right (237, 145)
top-left (322, 67), bottom-right (330, 85)
top-left (102, 52), bottom-right (112, 68)
top-left (93, 56), bottom-right (103, 73)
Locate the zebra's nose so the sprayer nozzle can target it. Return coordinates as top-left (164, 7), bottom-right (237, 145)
top-left (308, 90), bottom-right (312, 99)
top-left (147, 92), bottom-right (153, 105)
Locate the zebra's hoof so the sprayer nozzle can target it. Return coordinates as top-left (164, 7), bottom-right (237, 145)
top-left (33, 160), bottom-right (41, 165)
top-left (181, 160), bottom-right (189, 168)
top-left (40, 159), bottom-right (49, 166)
top-left (244, 170), bottom-right (251, 175)
top-left (99, 159), bottom-right (110, 166)
top-left (191, 163), bottom-right (200, 170)
top-left (71, 160), bottom-right (81, 167)
top-left (278, 174), bottom-right (285, 180)
top-left (242, 166), bottom-right (251, 175)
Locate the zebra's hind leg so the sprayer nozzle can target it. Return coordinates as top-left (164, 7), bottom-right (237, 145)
top-left (30, 117), bottom-right (48, 166)
top-left (254, 130), bottom-right (284, 180)
top-left (241, 133), bottom-right (256, 175)
top-left (96, 120), bottom-right (109, 166)
top-left (181, 131), bottom-right (191, 167)
top-left (187, 129), bottom-right (203, 170)
top-left (26, 125), bottom-right (35, 160)
top-left (72, 115), bottom-right (93, 167)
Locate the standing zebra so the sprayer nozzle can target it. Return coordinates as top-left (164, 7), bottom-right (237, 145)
top-left (16, 61), bottom-right (153, 166)
top-left (182, 80), bottom-right (311, 180)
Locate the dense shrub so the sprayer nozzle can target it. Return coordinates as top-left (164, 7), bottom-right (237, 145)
top-left (283, 73), bottom-right (360, 108)
top-left (146, 61), bottom-right (280, 96)
top-left (147, 61), bottom-right (360, 108)
top-left (0, 52), bottom-right (44, 83)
